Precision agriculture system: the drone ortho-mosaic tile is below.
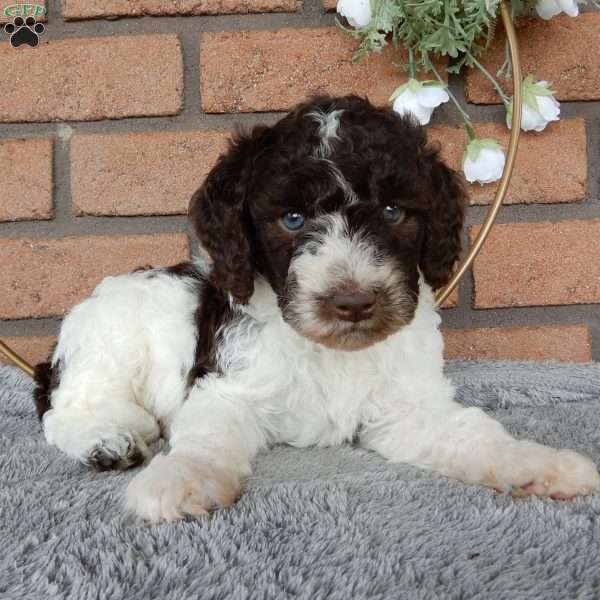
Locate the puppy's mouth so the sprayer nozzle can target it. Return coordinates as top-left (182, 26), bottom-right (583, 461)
top-left (283, 288), bottom-right (415, 351)
top-left (312, 321), bottom-right (392, 352)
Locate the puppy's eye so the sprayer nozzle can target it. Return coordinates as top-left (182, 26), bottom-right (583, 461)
top-left (281, 212), bottom-right (305, 231)
top-left (383, 205), bottom-right (406, 224)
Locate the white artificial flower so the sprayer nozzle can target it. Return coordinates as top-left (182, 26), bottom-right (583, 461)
top-left (390, 79), bottom-right (450, 126)
top-left (506, 77), bottom-right (560, 132)
top-left (536, 0), bottom-right (581, 20)
top-left (337, 0), bottom-right (372, 28)
top-left (462, 139), bottom-right (506, 185)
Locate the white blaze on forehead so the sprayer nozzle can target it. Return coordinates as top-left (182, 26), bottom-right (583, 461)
top-left (306, 108), bottom-right (358, 204)
top-left (307, 108), bottom-right (344, 158)
top-left (291, 213), bottom-right (398, 297)
top-left (322, 159), bottom-right (359, 205)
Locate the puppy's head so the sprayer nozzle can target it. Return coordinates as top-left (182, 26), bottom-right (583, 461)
top-left (190, 96), bottom-right (466, 351)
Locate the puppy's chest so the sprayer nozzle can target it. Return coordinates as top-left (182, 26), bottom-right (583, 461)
top-left (253, 338), bottom-right (387, 447)
top-left (219, 312), bottom-right (409, 447)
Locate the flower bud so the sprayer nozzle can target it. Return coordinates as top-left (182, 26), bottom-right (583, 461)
top-left (337, 0), bottom-right (372, 28)
top-left (390, 79), bottom-right (449, 126)
top-left (462, 139), bottom-right (506, 185)
top-left (506, 77), bottom-right (560, 132)
top-left (536, 0), bottom-right (581, 20)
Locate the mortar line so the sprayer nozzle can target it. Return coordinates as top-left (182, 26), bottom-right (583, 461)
top-left (0, 216), bottom-right (190, 239)
top-left (176, 22), bottom-right (202, 122)
top-left (2, 108), bottom-right (600, 141)
top-left (0, 317), bottom-right (62, 337)
top-left (37, 7), bottom-right (337, 40)
top-left (2, 303), bottom-right (600, 337)
top-left (3, 198), bottom-right (598, 240)
top-left (50, 125), bottom-right (74, 224)
top-left (441, 303), bottom-right (600, 328)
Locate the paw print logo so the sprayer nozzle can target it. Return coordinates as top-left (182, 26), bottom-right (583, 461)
top-left (3, 16), bottom-right (45, 48)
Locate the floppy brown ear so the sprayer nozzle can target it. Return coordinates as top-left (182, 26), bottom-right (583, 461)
top-left (189, 126), bottom-right (268, 304)
top-left (420, 150), bottom-right (468, 290)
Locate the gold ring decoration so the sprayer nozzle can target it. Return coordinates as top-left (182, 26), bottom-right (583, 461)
top-left (435, 1), bottom-right (522, 307)
top-left (1, 1), bottom-right (521, 378)
top-left (0, 339), bottom-right (35, 377)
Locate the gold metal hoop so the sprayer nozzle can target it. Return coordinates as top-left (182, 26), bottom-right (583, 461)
top-left (0, 2), bottom-right (521, 377)
top-left (435, 1), bottom-right (522, 306)
top-left (0, 339), bottom-right (35, 377)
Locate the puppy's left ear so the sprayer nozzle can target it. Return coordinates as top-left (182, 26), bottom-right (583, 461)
top-left (420, 151), bottom-right (467, 290)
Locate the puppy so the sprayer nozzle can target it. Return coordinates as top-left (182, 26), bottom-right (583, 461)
top-left (35, 96), bottom-right (599, 522)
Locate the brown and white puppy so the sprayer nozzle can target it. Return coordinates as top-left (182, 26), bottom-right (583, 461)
top-left (35, 96), bottom-right (600, 522)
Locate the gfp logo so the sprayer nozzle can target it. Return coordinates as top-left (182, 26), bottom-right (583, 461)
top-left (3, 3), bottom-right (46, 17)
top-left (3, 15), bottom-right (45, 47)
top-left (2, 3), bottom-right (45, 47)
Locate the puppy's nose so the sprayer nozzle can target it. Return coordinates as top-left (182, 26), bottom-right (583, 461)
top-left (331, 291), bottom-right (376, 322)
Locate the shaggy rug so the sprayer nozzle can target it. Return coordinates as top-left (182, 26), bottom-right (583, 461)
top-left (2, 361), bottom-right (600, 599)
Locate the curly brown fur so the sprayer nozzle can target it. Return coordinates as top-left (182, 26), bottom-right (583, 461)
top-left (187, 280), bottom-right (235, 385)
top-left (188, 126), bottom-right (271, 304)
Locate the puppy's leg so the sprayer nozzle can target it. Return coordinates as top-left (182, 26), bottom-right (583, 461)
top-left (41, 283), bottom-right (162, 471)
top-left (126, 384), bottom-right (266, 522)
top-left (42, 269), bottom-right (198, 470)
top-left (360, 386), bottom-right (600, 499)
top-left (43, 371), bottom-right (161, 471)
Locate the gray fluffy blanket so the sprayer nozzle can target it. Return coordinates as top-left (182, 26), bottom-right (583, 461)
top-left (2, 361), bottom-right (600, 599)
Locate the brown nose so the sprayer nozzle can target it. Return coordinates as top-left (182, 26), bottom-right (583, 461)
top-left (331, 291), bottom-right (376, 322)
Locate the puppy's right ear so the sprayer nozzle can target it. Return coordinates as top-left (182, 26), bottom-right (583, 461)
top-left (189, 126), bottom-right (269, 304)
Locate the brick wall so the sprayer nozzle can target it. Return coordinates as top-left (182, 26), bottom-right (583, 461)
top-left (1, 1), bottom-right (599, 365)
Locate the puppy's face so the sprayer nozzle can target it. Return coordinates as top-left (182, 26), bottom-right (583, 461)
top-left (190, 96), bottom-right (466, 351)
top-left (250, 162), bottom-right (423, 351)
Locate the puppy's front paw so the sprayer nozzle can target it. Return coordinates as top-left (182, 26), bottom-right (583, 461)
top-left (87, 432), bottom-right (147, 471)
top-left (125, 454), bottom-right (240, 522)
top-left (487, 442), bottom-right (600, 500)
top-left (43, 406), bottom-right (159, 470)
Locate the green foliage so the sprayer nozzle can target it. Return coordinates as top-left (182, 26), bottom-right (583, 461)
top-left (345, 0), bottom-right (538, 75)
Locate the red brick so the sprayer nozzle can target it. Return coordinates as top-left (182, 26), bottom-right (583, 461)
top-left (0, 234), bottom-right (189, 319)
top-left (62, 0), bottom-right (301, 19)
top-left (471, 220), bottom-right (600, 308)
top-left (0, 35), bottom-right (183, 122)
top-left (465, 13), bottom-right (600, 103)
top-left (200, 27), bottom-right (445, 113)
top-left (0, 138), bottom-right (53, 221)
top-left (0, 1), bottom-right (46, 23)
top-left (440, 288), bottom-right (459, 309)
top-left (71, 130), bottom-right (229, 216)
top-left (443, 325), bottom-right (592, 362)
top-left (429, 119), bottom-right (587, 205)
top-left (0, 336), bottom-right (56, 367)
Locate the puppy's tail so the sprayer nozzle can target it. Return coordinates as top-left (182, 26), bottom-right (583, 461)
top-left (33, 361), bottom-right (55, 421)
top-left (0, 339), bottom-right (56, 420)
top-left (0, 340), bottom-right (53, 421)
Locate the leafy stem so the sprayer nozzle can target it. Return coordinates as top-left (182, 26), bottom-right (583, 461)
top-left (428, 59), bottom-right (476, 141)
top-left (408, 46), bottom-right (417, 79)
top-left (467, 51), bottom-right (510, 105)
